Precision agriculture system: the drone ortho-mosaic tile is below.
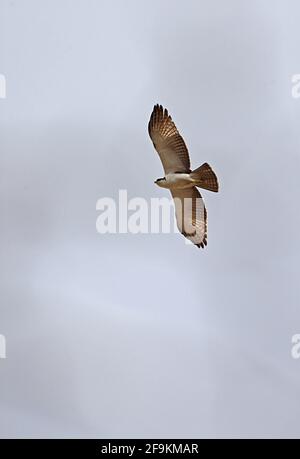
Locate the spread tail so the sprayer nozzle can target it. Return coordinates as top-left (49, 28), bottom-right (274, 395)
top-left (190, 162), bottom-right (219, 192)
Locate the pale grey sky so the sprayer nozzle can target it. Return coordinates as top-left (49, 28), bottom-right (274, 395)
top-left (1, 0), bottom-right (300, 438)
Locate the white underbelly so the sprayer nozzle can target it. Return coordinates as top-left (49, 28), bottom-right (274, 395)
top-left (165, 173), bottom-right (193, 189)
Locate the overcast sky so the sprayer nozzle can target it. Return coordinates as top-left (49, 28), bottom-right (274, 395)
top-left (1, 0), bottom-right (300, 438)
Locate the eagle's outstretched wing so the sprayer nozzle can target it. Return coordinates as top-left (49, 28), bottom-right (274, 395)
top-left (148, 104), bottom-right (191, 174)
top-left (171, 187), bottom-right (207, 248)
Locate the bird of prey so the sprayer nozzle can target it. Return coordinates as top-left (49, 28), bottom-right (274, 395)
top-left (148, 104), bottom-right (219, 248)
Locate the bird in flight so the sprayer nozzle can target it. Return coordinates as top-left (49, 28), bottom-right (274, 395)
top-left (148, 104), bottom-right (219, 248)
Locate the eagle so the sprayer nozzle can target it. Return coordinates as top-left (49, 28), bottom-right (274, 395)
top-left (148, 104), bottom-right (219, 248)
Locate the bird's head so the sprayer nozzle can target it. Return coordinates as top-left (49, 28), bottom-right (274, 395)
top-left (155, 177), bottom-right (166, 188)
